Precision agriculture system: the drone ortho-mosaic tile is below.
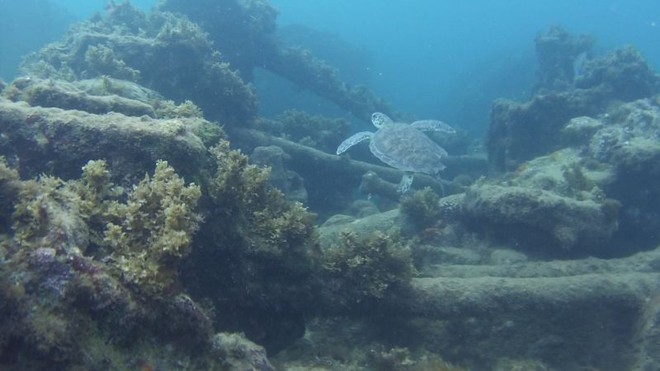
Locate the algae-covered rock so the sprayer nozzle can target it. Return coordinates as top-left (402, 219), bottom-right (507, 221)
top-left (160, 0), bottom-right (396, 123)
top-left (257, 109), bottom-right (350, 154)
top-left (588, 97), bottom-right (660, 248)
top-left (0, 96), bottom-right (218, 182)
top-left (250, 145), bottom-right (308, 203)
top-left (4, 77), bottom-right (156, 117)
top-left (184, 141), bottom-right (320, 353)
top-left (463, 184), bottom-right (618, 254)
top-left (319, 231), bottom-right (413, 311)
top-left (20, 2), bottom-right (257, 126)
top-left (211, 332), bottom-right (275, 371)
top-left (318, 209), bottom-right (400, 249)
top-left (400, 187), bottom-right (442, 232)
top-left (576, 46), bottom-right (660, 100)
top-left (508, 147), bottom-right (614, 200)
top-left (534, 26), bottom-right (594, 93)
top-left (0, 157), bottom-right (20, 233)
top-left (102, 160), bottom-right (203, 296)
top-left (487, 43), bottom-right (659, 173)
top-left (0, 159), bottom-right (227, 370)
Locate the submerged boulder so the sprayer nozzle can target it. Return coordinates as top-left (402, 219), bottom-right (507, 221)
top-left (20, 2), bottom-right (257, 127)
top-left (0, 95), bottom-right (215, 182)
top-left (462, 184), bottom-right (618, 254)
top-left (487, 45), bottom-right (660, 173)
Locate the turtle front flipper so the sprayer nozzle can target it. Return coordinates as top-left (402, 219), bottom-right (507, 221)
top-left (336, 131), bottom-right (374, 155)
top-left (410, 120), bottom-right (456, 134)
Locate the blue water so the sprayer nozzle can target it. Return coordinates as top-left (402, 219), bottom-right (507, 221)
top-left (2, 0), bottom-right (659, 134)
top-left (270, 0), bottom-right (660, 132)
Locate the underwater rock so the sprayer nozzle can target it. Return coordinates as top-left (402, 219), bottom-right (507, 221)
top-left (301, 228), bottom-right (660, 370)
top-left (359, 171), bottom-right (402, 201)
top-left (160, 0), bottom-right (396, 123)
top-left (487, 87), bottom-right (660, 252)
top-left (409, 267), bottom-right (652, 370)
top-left (184, 142), bottom-right (319, 353)
top-left (462, 184), bottom-right (618, 254)
top-left (250, 145), bottom-right (308, 203)
top-left (576, 46), bottom-right (660, 101)
top-left (0, 96), bottom-right (215, 182)
top-left (160, 0), bottom-right (279, 80)
top-left (211, 332), bottom-right (275, 371)
top-left (487, 45), bottom-right (659, 173)
top-left (487, 90), bottom-right (604, 173)
top-left (4, 77), bottom-right (156, 117)
top-left (560, 115), bottom-right (604, 146)
top-left (20, 2), bottom-right (257, 126)
top-left (496, 95), bottom-right (660, 252)
top-left (534, 26), bottom-right (594, 93)
top-left (489, 248), bottom-right (528, 265)
top-left (318, 230), bottom-right (414, 312)
top-left (318, 209), bottom-right (400, 250)
top-left (507, 147), bottom-right (614, 200)
top-left (0, 160), bottom-right (223, 369)
top-left (258, 109), bottom-right (350, 154)
top-left (589, 97), bottom-right (660, 249)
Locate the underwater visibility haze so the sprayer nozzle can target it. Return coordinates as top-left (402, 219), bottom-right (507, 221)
top-left (1, 0), bottom-right (660, 370)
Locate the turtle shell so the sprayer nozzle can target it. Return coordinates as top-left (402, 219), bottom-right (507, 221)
top-left (369, 122), bottom-right (448, 175)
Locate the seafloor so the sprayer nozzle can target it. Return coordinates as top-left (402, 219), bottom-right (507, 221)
top-left (1, 2), bottom-right (660, 371)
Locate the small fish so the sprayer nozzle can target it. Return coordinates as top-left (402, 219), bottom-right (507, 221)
top-left (573, 52), bottom-right (588, 84)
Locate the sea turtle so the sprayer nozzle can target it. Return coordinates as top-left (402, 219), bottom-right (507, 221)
top-left (336, 112), bottom-right (455, 193)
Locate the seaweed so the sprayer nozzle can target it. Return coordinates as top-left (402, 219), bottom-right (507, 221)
top-left (320, 230), bottom-right (413, 310)
top-left (0, 159), bottom-right (218, 369)
top-left (400, 187), bottom-right (442, 231)
top-left (184, 140), bottom-right (320, 352)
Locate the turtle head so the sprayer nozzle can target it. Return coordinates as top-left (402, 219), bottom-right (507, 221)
top-left (371, 112), bottom-right (393, 128)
